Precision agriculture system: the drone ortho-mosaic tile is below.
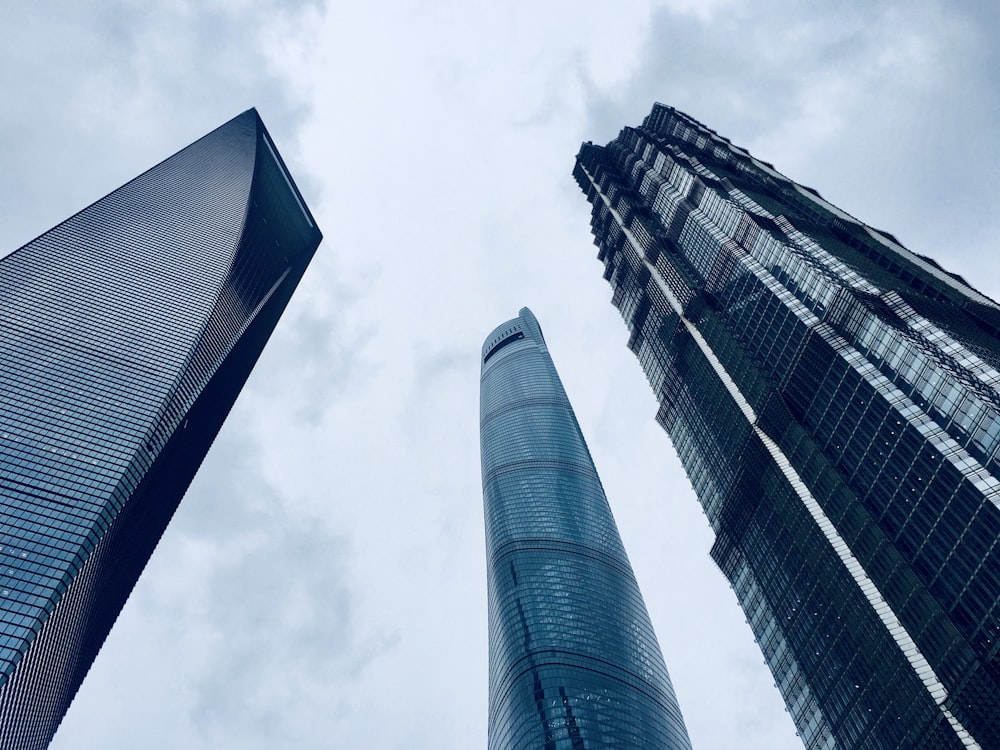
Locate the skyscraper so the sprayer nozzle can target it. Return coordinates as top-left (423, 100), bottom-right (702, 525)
top-left (480, 307), bottom-right (692, 750)
top-left (574, 104), bottom-right (1000, 750)
top-left (0, 109), bottom-right (321, 748)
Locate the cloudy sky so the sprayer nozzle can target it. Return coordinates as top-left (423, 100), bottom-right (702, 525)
top-left (2, 1), bottom-right (998, 747)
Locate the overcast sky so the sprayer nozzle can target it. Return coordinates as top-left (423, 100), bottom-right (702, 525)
top-left (2, 1), bottom-right (998, 747)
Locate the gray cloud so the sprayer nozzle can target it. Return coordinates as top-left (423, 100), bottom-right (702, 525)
top-left (0, 0), bottom-right (322, 254)
top-left (580, 1), bottom-right (1000, 281)
top-left (5, 0), bottom-right (997, 748)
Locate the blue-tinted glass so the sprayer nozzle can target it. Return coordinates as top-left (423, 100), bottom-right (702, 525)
top-left (575, 105), bottom-right (1000, 749)
top-left (0, 110), bottom-right (321, 748)
top-left (481, 308), bottom-right (692, 750)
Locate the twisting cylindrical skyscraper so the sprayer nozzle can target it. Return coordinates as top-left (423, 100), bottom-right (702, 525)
top-left (480, 308), bottom-right (692, 750)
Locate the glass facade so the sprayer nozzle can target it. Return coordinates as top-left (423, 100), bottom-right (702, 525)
top-left (480, 307), bottom-right (692, 750)
top-left (0, 110), bottom-right (321, 748)
top-left (574, 104), bottom-right (1000, 749)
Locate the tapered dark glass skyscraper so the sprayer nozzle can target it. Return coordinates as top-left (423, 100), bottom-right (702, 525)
top-left (574, 104), bottom-right (999, 749)
top-left (480, 307), bottom-right (692, 750)
top-left (0, 110), bottom-right (321, 748)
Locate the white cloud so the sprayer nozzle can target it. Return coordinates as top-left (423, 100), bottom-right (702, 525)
top-left (0, 0), bottom-right (993, 748)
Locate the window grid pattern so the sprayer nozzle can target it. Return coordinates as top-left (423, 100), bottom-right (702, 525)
top-left (481, 309), bottom-right (692, 750)
top-left (574, 104), bottom-right (1000, 749)
top-left (0, 110), bottom-right (321, 748)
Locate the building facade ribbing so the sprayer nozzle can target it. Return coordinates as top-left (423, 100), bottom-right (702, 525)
top-left (574, 104), bottom-right (1000, 749)
top-left (0, 109), bottom-right (321, 748)
top-left (480, 307), bottom-right (692, 750)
